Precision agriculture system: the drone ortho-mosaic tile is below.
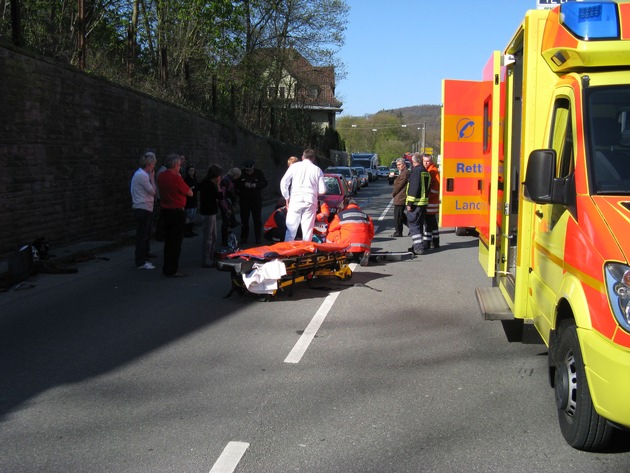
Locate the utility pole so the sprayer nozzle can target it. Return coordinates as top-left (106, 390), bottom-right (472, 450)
top-left (421, 121), bottom-right (426, 154)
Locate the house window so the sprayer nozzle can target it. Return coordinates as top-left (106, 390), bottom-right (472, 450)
top-left (279, 87), bottom-right (286, 99)
top-left (267, 87), bottom-right (277, 98)
top-left (308, 86), bottom-right (319, 99)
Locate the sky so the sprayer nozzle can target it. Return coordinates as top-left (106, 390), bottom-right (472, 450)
top-left (337, 0), bottom-right (541, 117)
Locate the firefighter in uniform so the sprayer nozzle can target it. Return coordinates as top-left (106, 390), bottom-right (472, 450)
top-left (405, 153), bottom-right (431, 255)
top-left (326, 200), bottom-right (374, 266)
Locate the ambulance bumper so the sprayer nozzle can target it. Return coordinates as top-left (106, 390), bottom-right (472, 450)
top-left (580, 328), bottom-right (630, 428)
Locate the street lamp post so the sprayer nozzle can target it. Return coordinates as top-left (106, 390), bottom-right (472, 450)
top-left (421, 121), bottom-right (426, 154)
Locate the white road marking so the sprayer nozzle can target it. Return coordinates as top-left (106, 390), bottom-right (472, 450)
top-left (284, 196), bottom-right (392, 364)
top-left (209, 441), bottom-right (249, 473)
top-left (284, 291), bottom-right (341, 364)
top-left (379, 199), bottom-right (394, 221)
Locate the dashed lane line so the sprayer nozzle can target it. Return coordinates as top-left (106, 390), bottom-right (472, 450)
top-left (284, 291), bottom-right (341, 364)
top-left (209, 441), bottom-right (250, 473)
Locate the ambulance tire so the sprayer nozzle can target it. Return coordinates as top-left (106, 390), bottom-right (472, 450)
top-left (553, 320), bottom-right (613, 451)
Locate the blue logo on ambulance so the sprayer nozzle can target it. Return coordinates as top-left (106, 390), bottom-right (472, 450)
top-left (456, 118), bottom-right (475, 140)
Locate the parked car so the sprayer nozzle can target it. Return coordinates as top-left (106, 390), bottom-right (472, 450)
top-left (322, 173), bottom-right (351, 218)
top-left (377, 166), bottom-right (389, 179)
top-left (325, 166), bottom-right (360, 195)
top-left (387, 162), bottom-right (398, 185)
top-left (352, 166), bottom-right (369, 187)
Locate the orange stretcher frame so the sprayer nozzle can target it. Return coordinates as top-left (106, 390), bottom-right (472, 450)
top-left (216, 240), bottom-right (353, 298)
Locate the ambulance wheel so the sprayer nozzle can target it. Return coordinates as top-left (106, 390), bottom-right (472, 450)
top-left (553, 320), bottom-right (613, 451)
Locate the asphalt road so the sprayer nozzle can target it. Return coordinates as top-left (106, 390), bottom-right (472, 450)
top-left (1, 179), bottom-right (629, 473)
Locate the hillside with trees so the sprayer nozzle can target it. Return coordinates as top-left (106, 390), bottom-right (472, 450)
top-left (337, 104), bottom-right (441, 165)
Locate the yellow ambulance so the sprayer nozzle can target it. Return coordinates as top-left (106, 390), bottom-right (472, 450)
top-left (441, 1), bottom-right (630, 450)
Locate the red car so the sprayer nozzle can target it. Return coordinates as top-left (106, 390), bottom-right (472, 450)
top-left (321, 173), bottom-right (351, 219)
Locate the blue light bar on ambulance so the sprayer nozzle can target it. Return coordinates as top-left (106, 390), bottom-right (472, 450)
top-left (560, 2), bottom-right (619, 40)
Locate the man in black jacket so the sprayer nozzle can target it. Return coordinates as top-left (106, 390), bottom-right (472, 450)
top-left (237, 160), bottom-right (268, 244)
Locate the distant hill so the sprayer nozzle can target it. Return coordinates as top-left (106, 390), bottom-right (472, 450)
top-left (337, 104), bottom-right (442, 161)
top-left (375, 104), bottom-right (441, 128)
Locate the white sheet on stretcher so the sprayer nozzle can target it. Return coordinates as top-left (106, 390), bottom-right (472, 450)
top-left (241, 259), bottom-right (287, 294)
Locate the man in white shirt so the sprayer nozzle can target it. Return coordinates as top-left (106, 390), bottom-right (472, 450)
top-left (280, 149), bottom-right (326, 242)
top-left (130, 151), bottom-right (157, 269)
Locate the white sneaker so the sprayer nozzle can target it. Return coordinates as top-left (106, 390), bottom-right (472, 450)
top-left (137, 262), bottom-right (155, 270)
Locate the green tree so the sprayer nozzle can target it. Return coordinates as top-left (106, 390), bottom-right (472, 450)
top-left (2, 0), bottom-right (348, 148)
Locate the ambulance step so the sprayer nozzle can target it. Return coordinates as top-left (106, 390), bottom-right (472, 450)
top-left (476, 287), bottom-right (513, 320)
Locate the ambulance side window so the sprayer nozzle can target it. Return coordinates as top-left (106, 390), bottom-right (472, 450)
top-left (549, 98), bottom-right (574, 178)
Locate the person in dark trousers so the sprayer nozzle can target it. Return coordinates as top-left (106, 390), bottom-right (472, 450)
top-left (391, 157), bottom-right (409, 237)
top-left (219, 167), bottom-right (241, 246)
top-left (405, 153), bottom-right (431, 255)
top-left (154, 159), bottom-right (167, 241)
top-left (130, 151), bottom-right (157, 269)
top-left (198, 164), bottom-right (223, 268)
top-left (157, 153), bottom-right (193, 277)
top-left (236, 160), bottom-right (268, 244)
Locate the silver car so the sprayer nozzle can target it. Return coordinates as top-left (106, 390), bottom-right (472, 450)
top-left (352, 166), bottom-right (369, 187)
top-left (377, 166), bottom-right (389, 178)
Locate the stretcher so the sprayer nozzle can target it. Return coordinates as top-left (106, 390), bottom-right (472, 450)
top-left (216, 240), bottom-right (352, 298)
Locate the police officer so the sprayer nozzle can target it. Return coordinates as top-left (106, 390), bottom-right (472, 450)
top-left (237, 160), bottom-right (268, 244)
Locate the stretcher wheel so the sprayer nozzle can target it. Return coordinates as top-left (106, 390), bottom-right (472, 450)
top-left (336, 266), bottom-right (353, 281)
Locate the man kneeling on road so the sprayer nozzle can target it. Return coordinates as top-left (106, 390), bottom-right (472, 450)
top-left (326, 200), bottom-right (374, 266)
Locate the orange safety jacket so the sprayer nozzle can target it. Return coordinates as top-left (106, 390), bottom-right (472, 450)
top-left (426, 162), bottom-right (440, 215)
top-left (263, 206), bottom-right (286, 234)
top-left (317, 201), bottom-right (331, 222)
top-left (326, 203), bottom-right (374, 253)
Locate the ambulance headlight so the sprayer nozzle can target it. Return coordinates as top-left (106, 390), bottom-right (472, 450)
top-left (605, 263), bottom-right (630, 331)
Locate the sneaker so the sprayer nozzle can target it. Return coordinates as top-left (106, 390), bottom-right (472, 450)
top-left (137, 262), bottom-right (155, 270)
top-left (390, 233), bottom-right (402, 237)
top-left (360, 251), bottom-right (370, 267)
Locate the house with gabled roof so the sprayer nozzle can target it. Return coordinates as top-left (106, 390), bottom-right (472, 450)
top-left (251, 48), bottom-right (343, 132)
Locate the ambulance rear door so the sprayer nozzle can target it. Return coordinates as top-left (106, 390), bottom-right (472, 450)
top-left (441, 56), bottom-right (502, 277)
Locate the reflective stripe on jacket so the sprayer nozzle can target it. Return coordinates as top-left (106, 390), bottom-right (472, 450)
top-left (326, 203), bottom-right (374, 251)
top-left (405, 164), bottom-right (430, 206)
